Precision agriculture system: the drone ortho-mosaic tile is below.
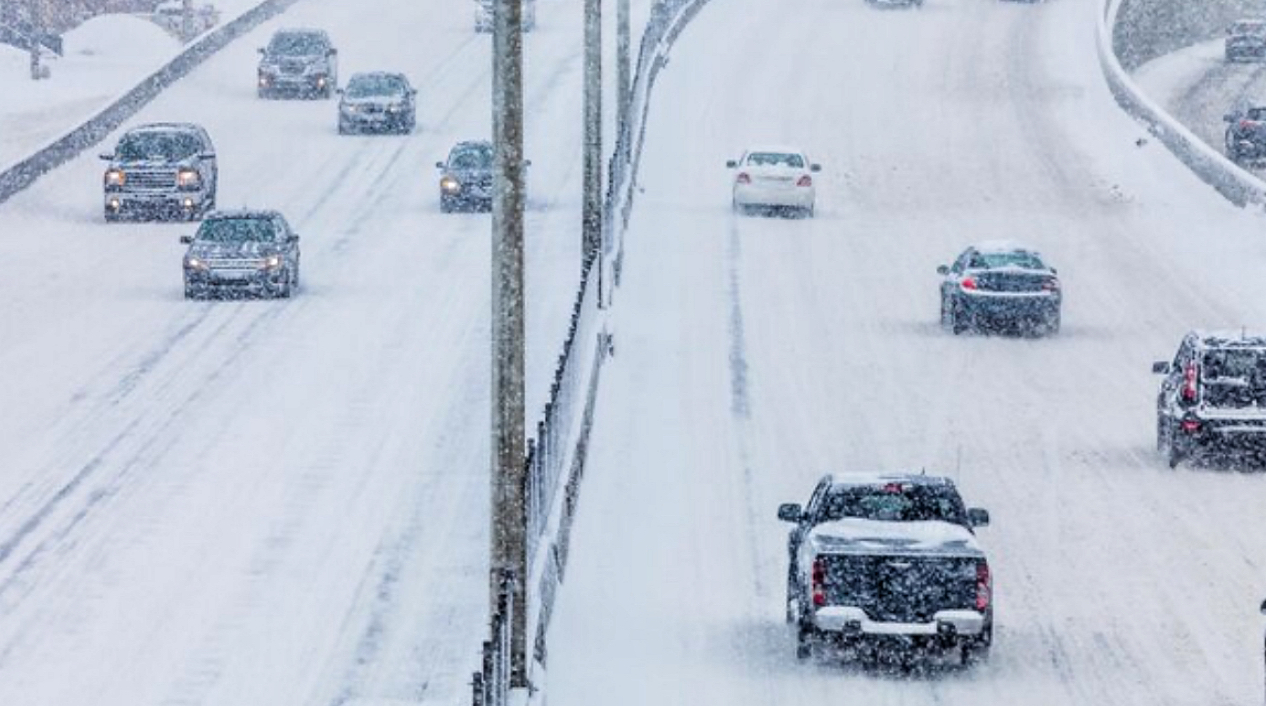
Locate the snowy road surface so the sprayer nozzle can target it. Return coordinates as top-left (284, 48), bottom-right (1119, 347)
top-left (550, 0), bottom-right (1266, 704)
top-left (0, 0), bottom-right (614, 702)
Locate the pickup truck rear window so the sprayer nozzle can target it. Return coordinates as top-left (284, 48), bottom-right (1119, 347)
top-left (816, 484), bottom-right (968, 526)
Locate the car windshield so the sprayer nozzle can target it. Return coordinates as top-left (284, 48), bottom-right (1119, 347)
top-left (451, 145), bottom-right (493, 169)
top-left (196, 218), bottom-right (277, 243)
top-left (268, 33), bottom-right (326, 55)
top-left (970, 250), bottom-right (1045, 269)
top-left (817, 484), bottom-right (968, 525)
top-left (116, 131), bottom-right (202, 161)
top-left (1232, 22), bottom-right (1266, 35)
top-left (1201, 348), bottom-right (1266, 406)
top-left (746, 152), bottom-right (804, 168)
top-left (346, 75), bottom-right (405, 98)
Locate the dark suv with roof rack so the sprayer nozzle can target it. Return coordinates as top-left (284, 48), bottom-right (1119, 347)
top-left (1154, 331), bottom-right (1266, 468)
top-left (100, 123), bottom-right (217, 222)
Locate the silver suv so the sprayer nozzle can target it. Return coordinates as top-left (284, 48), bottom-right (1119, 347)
top-left (100, 123), bottom-right (217, 222)
top-left (257, 28), bottom-right (338, 99)
top-left (180, 210), bottom-right (301, 299)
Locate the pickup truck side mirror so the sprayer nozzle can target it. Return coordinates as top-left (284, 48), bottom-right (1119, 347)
top-left (725, 160), bottom-right (737, 169)
top-left (328, 48), bottom-right (338, 56)
top-left (179, 235), bottom-right (194, 245)
top-left (810, 163), bottom-right (821, 172)
top-left (257, 47), bottom-right (266, 54)
top-left (435, 161), bottom-right (446, 169)
top-left (936, 265), bottom-right (950, 276)
top-left (967, 508), bottom-right (990, 528)
top-left (777, 503), bottom-right (803, 523)
top-left (288, 234), bottom-right (300, 243)
top-left (1152, 361), bottom-right (1171, 374)
top-left (99, 153), bottom-right (114, 161)
top-left (1260, 598), bottom-right (1266, 615)
top-left (524, 159), bottom-right (532, 167)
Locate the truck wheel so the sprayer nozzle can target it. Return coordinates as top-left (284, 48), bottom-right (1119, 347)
top-left (795, 619), bottom-right (816, 660)
top-left (951, 301), bottom-right (969, 335)
top-left (1167, 434), bottom-right (1183, 469)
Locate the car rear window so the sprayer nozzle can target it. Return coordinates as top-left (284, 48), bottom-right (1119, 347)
top-left (197, 218), bottom-right (277, 243)
top-left (970, 251), bottom-right (1045, 270)
top-left (1233, 22), bottom-right (1266, 35)
top-left (746, 152), bottom-right (804, 168)
top-left (817, 484), bottom-right (968, 525)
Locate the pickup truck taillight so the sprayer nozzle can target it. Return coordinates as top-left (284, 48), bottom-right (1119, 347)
top-left (1181, 362), bottom-right (1198, 402)
top-left (975, 561), bottom-right (991, 611)
top-left (811, 557), bottom-right (826, 607)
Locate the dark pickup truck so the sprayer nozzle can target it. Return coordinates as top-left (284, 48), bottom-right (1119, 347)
top-left (778, 473), bottom-right (992, 666)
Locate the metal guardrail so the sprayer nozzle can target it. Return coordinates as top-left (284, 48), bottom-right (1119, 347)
top-left (473, 571), bottom-right (514, 706)
top-left (1097, 0), bottom-right (1266, 207)
top-left (0, 0), bottom-right (303, 206)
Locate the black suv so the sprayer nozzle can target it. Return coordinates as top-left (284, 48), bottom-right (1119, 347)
top-left (257, 28), bottom-right (338, 99)
top-left (1224, 104), bottom-right (1266, 164)
top-left (337, 72), bottom-right (417, 135)
top-left (1153, 331), bottom-right (1266, 468)
top-left (100, 123), bottom-right (217, 222)
top-left (778, 474), bottom-right (992, 666)
top-left (1226, 19), bottom-right (1266, 62)
top-left (180, 210), bottom-right (301, 299)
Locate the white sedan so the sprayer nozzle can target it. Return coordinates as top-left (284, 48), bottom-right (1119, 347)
top-left (727, 146), bottom-right (820, 217)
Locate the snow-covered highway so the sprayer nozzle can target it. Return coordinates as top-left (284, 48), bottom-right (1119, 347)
top-left (549, 0), bottom-right (1266, 704)
top-left (0, 0), bottom-right (606, 703)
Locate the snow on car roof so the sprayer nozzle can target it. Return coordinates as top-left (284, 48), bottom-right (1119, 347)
top-left (827, 472), bottom-right (954, 488)
top-left (1193, 330), bottom-right (1266, 348)
top-left (971, 239), bottom-right (1037, 254)
top-left (743, 145), bottom-right (807, 156)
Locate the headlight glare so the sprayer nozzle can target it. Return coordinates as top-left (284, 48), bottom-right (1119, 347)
top-left (176, 168), bottom-right (200, 189)
top-left (104, 169), bottom-right (126, 187)
top-left (261, 254), bottom-right (283, 270)
top-left (441, 177), bottom-right (461, 193)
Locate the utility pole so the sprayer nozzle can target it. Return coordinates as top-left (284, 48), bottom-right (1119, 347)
top-left (26, 0), bottom-right (39, 80)
top-left (490, 0), bottom-right (528, 690)
top-left (582, 0), bottom-right (602, 263)
top-left (181, 0), bottom-right (194, 41)
top-left (616, 0), bottom-right (630, 156)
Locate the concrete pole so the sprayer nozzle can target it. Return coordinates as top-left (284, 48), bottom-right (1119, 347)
top-left (491, 0), bottom-right (528, 689)
top-left (616, 0), bottom-right (630, 153)
top-left (27, 0), bottom-right (39, 80)
top-left (182, 0), bottom-right (194, 41)
top-left (582, 0), bottom-right (603, 263)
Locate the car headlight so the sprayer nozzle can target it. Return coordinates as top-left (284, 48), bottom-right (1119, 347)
top-left (260, 254), bottom-right (283, 270)
top-left (184, 256), bottom-right (208, 271)
top-left (176, 168), bottom-right (201, 190)
top-left (441, 176), bottom-right (461, 193)
top-left (104, 168), bottom-right (125, 187)
top-left (342, 103), bottom-right (357, 114)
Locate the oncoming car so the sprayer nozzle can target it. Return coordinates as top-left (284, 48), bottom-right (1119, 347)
top-left (937, 241), bottom-right (1061, 335)
top-left (727, 147), bottom-right (820, 217)
top-left (338, 72), bottom-right (417, 135)
top-left (437, 140), bottom-right (494, 212)
top-left (100, 122), bottom-right (217, 222)
top-left (257, 28), bottom-right (338, 99)
top-left (181, 210), bottom-right (301, 299)
top-left (1226, 19), bottom-right (1266, 62)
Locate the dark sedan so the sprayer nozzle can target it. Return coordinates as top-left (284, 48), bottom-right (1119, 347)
top-left (437, 140), bottom-right (495, 212)
top-left (938, 242), bottom-right (1061, 336)
top-left (337, 72), bottom-right (416, 135)
top-left (181, 210), bottom-right (301, 299)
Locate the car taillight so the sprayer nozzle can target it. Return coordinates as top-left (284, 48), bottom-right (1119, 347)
top-left (811, 557), bottom-right (826, 607)
top-left (1181, 362), bottom-right (1198, 402)
top-left (975, 562), bottom-right (991, 611)
top-left (1042, 278), bottom-right (1060, 291)
top-left (960, 277), bottom-right (978, 290)
top-left (1181, 418), bottom-right (1201, 433)
top-left (736, 172), bottom-right (751, 185)
top-left (1241, 119), bottom-right (1260, 130)
top-left (796, 175), bottom-right (812, 187)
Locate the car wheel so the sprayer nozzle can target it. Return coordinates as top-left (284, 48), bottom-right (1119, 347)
top-left (962, 628), bottom-right (992, 666)
top-left (441, 196), bottom-right (454, 213)
top-left (183, 282), bottom-right (197, 300)
top-left (795, 620), bottom-right (816, 660)
top-left (1166, 424), bottom-right (1184, 469)
top-left (1044, 310), bottom-right (1061, 336)
top-left (338, 121), bottom-right (350, 135)
top-left (951, 300), bottom-right (969, 335)
top-left (104, 209), bottom-right (119, 223)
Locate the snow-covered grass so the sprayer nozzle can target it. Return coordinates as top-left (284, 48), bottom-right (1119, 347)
top-left (0, 1), bottom-right (267, 171)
